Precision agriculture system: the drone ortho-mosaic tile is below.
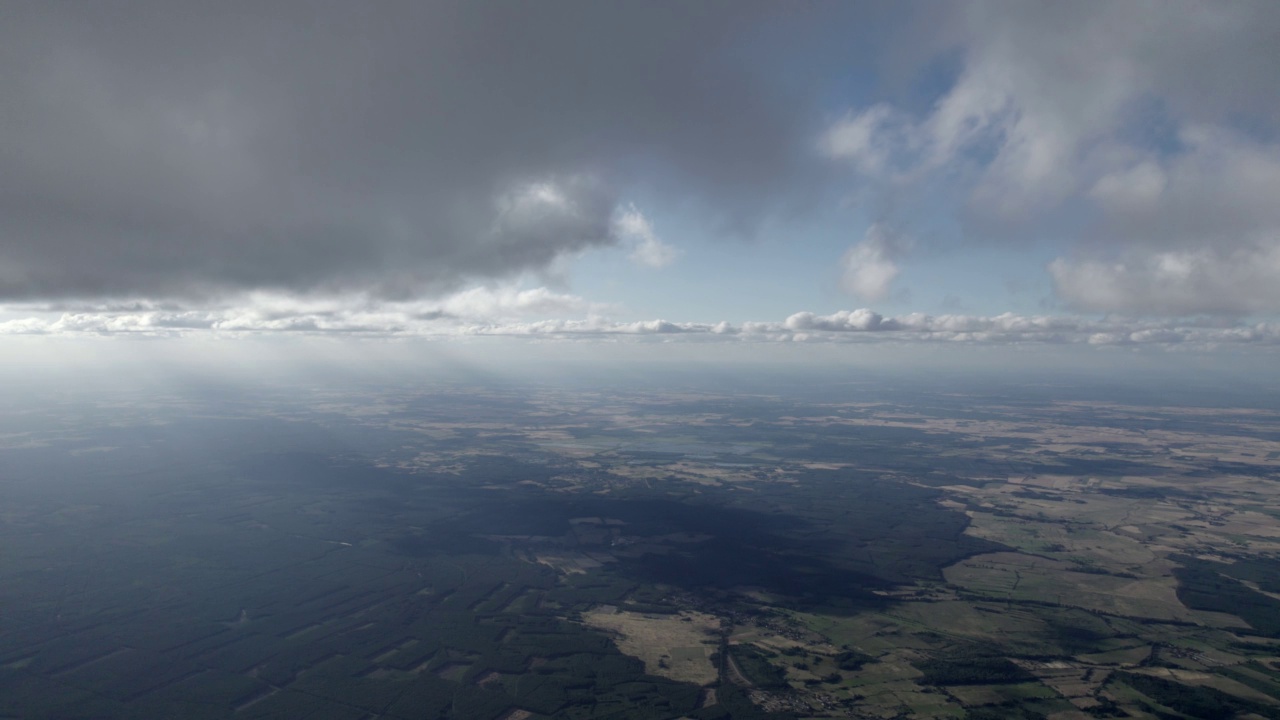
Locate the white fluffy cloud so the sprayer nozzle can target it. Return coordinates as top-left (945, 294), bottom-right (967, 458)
top-left (786, 309), bottom-right (886, 332)
top-left (839, 225), bottom-right (901, 301)
top-left (1049, 246), bottom-right (1280, 316)
top-left (824, 1), bottom-right (1280, 316)
top-left (1052, 125), bottom-right (1280, 314)
top-left (819, 105), bottom-right (908, 176)
top-left (436, 286), bottom-right (595, 319)
top-left (613, 205), bottom-right (681, 269)
top-left (7, 296), bottom-right (1280, 349)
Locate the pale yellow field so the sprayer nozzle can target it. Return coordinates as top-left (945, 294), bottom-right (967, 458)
top-left (581, 607), bottom-right (721, 685)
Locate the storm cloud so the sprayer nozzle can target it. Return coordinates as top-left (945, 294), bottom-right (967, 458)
top-left (0, 1), bottom-right (820, 301)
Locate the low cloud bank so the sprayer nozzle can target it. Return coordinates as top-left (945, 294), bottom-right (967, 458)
top-left (4, 296), bottom-right (1277, 349)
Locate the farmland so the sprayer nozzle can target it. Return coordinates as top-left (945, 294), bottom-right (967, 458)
top-left (2, 375), bottom-right (1280, 718)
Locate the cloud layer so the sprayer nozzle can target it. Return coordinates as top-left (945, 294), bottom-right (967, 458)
top-left (4, 2), bottom-right (1278, 322)
top-left (0, 1), bottom-right (809, 301)
top-left (6, 293), bottom-right (1278, 349)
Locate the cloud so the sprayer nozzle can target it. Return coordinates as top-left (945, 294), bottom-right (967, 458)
top-left (819, 105), bottom-right (910, 176)
top-left (436, 286), bottom-right (595, 319)
top-left (1057, 125), bottom-right (1280, 314)
top-left (0, 1), bottom-right (813, 301)
top-left (6, 1), bottom-right (1277, 319)
top-left (839, 224), bottom-right (901, 301)
top-left (613, 205), bottom-right (682, 269)
top-left (785, 309), bottom-right (886, 332)
top-left (7, 293), bottom-right (1280, 349)
top-left (1049, 246), bottom-right (1280, 316)
top-left (483, 317), bottom-right (697, 336)
top-left (0, 318), bottom-right (50, 335)
top-left (824, 1), bottom-right (1280, 316)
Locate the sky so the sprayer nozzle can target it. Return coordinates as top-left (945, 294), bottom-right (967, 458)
top-left (3, 0), bottom-right (1280, 360)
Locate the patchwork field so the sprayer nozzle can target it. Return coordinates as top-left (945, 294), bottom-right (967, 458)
top-left (581, 608), bottom-right (721, 685)
top-left (6, 381), bottom-right (1280, 719)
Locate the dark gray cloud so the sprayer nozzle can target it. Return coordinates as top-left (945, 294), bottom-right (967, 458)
top-left (0, 0), bottom-right (827, 300)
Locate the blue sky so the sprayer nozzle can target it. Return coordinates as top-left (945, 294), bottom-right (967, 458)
top-left (1, 1), bottom-right (1279, 354)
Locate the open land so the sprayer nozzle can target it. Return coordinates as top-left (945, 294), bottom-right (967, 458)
top-left (581, 608), bottom-right (721, 685)
top-left (2, 376), bottom-right (1280, 718)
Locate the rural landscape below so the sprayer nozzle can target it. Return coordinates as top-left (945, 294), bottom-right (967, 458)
top-left (3, 372), bottom-right (1280, 719)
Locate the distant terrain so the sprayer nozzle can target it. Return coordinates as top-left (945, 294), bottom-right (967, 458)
top-left (3, 376), bottom-right (1280, 719)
